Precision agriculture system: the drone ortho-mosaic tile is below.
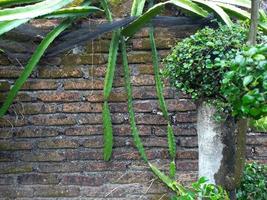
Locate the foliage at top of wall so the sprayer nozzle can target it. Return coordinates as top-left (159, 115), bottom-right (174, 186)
top-left (163, 22), bottom-right (266, 120)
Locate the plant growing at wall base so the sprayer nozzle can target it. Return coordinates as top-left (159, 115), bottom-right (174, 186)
top-left (236, 162), bottom-right (267, 200)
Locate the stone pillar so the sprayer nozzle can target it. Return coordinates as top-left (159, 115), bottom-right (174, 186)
top-left (197, 102), bottom-right (236, 198)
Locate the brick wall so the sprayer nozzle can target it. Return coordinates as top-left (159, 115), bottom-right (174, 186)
top-left (0, 20), bottom-right (266, 199)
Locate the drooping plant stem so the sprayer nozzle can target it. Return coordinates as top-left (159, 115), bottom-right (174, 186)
top-left (121, 36), bottom-right (148, 163)
top-left (148, 12), bottom-right (176, 177)
top-left (101, 0), bottom-right (120, 160)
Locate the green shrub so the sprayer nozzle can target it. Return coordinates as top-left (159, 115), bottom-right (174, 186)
top-left (164, 23), bottom-right (250, 100)
top-left (221, 43), bottom-right (267, 119)
top-left (237, 162), bottom-right (267, 200)
top-left (163, 23), bottom-right (266, 120)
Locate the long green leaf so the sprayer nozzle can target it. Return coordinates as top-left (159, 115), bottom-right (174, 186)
top-left (121, 36), bottom-right (148, 162)
top-left (167, 123), bottom-right (176, 159)
top-left (217, 2), bottom-right (250, 20)
top-left (149, 27), bottom-right (168, 119)
top-left (0, 0), bottom-right (74, 21)
top-left (0, 19), bottom-right (72, 116)
top-left (210, 0), bottom-right (251, 8)
top-left (0, 19), bottom-right (29, 36)
top-left (0, 0), bottom-right (42, 7)
top-left (103, 30), bottom-right (120, 101)
top-left (100, 0), bottom-right (116, 162)
top-left (192, 0), bottom-right (233, 27)
top-left (122, 0), bottom-right (208, 37)
top-left (131, 0), bottom-right (146, 16)
top-left (43, 6), bottom-right (102, 19)
top-left (102, 101), bottom-right (113, 161)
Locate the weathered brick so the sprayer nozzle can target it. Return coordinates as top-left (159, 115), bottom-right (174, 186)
top-left (29, 114), bottom-right (77, 126)
top-left (83, 136), bottom-right (103, 148)
top-left (175, 112), bottom-right (197, 123)
top-left (37, 91), bottom-right (81, 102)
top-left (63, 102), bottom-right (102, 113)
top-left (0, 186), bottom-right (33, 198)
top-left (176, 161), bottom-right (198, 171)
top-left (179, 136), bottom-right (198, 147)
top-left (62, 174), bottom-right (106, 186)
top-left (132, 37), bottom-right (176, 50)
top-left (0, 152), bottom-right (17, 162)
top-left (39, 67), bottom-right (83, 78)
top-left (10, 102), bottom-right (62, 115)
top-left (63, 149), bottom-right (102, 160)
top-left (86, 88), bottom-right (127, 102)
top-left (36, 162), bottom-right (83, 173)
top-left (83, 161), bottom-right (131, 172)
top-left (247, 135), bottom-right (267, 146)
top-left (0, 176), bottom-right (14, 185)
top-left (21, 79), bottom-right (58, 90)
top-left (18, 174), bottom-right (60, 185)
top-left (13, 127), bottom-right (60, 138)
top-left (33, 186), bottom-right (80, 197)
top-left (21, 152), bottom-right (65, 162)
top-left (135, 113), bottom-right (167, 125)
top-left (0, 66), bottom-right (22, 78)
top-left (61, 54), bottom-right (108, 65)
top-left (0, 81), bottom-right (10, 91)
top-left (64, 125), bottom-right (102, 136)
top-left (85, 39), bottom-right (110, 53)
top-left (64, 79), bottom-right (104, 90)
top-left (0, 163), bottom-right (33, 174)
top-left (0, 141), bottom-right (32, 151)
top-left (37, 139), bottom-right (79, 149)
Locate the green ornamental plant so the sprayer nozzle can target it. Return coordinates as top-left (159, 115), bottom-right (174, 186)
top-left (236, 162), bottom-right (267, 200)
top-left (221, 43), bottom-right (267, 119)
top-left (164, 22), bottom-right (266, 120)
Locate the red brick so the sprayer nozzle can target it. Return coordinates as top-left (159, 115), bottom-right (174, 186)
top-left (64, 125), bottom-right (102, 136)
top-left (0, 66), bottom-right (22, 78)
top-left (62, 102), bottom-right (102, 113)
top-left (132, 37), bottom-right (176, 50)
top-left (62, 174), bottom-right (106, 186)
top-left (21, 79), bottom-right (58, 90)
top-left (29, 114), bottom-right (76, 126)
top-left (63, 149), bottom-right (102, 160)
top-left (13, 127), bottom-right (59, 138)
top-left (18, 174), bottom-right (60, 185)
top-left (175, 112), bottom-right (197, 123)
top-left (0, 141), bottom-right (32, 151)
top-left (0, 81), bottom-right (11, 92)
top-left (0, 186), bottom-right (33, 198)
top-left (64, 79), bottom-right (104, 90)
top-left (0, 163), bottom-right (33, 174)
top-left (37, 91), bottom-right (81, 102)
top-left (39, 67), bottom-right (83, 78)
top-left (21, 152), bottom-right (65, 162)
top-left (61, 54), bottom-right (108, 65)
top-left (37, 139), bottom-right (79, 149)
top-left (33, 186), bottom-right (80, 197)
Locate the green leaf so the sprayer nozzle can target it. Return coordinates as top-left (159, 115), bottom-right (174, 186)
top-left (100, 0), bottom-right (113, 21)
top-left (0, 0), bottom-right (42, 7)
top-left (0, 19), bottom-right (29, 36)
top-left (167, 123), bottom-right (176, 159)
top-left (0, 0), bottom-right (74, 21)
top-left (121, 36), bottom-right (148, 162)
top-left (217, 2), bottom-right (250, 20)
top-left (148, 162), bottom-right (177, 191)
top-left (169, 160), bottom-right (176, 178)
top-left (242, 94), bottom-right (255, 105)
top-left (209, 0), bottom-right (251, 8)
top-left (103, 30), bottom-right (120, 101)
top-left (102, 101), bottom-right (113, 161)
top-left (0, 19), bottom-right (73, 117)
top-left (43, 6), bottom-right (102, 19)
top-left (149, 26), bottom-right (168, 119)
top-left (243, 75), bottom-right (253, 87)
top-left (192, 0), bottom-right (233, 26)
top-left (131, 0), bottom-right (146, 16)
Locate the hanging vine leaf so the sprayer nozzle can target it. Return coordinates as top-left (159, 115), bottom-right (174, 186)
top-left (102, 101), bottom-right (113, 161)
top-left (121, 36), bottom-right (148, 162)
